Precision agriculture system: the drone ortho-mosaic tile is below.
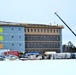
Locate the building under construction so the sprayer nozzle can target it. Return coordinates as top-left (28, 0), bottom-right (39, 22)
top-left (24, 23), bottom-right (63, 53)
top-left (0, 21), bottom-right (25, 53)
top-left (0, 21), bottom-right (63, 53)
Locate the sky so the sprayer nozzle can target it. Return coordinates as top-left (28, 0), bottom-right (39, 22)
top-left (0, 0), bottom-right (76, 46)
top-left (0, 60), bottom-right (76, 75)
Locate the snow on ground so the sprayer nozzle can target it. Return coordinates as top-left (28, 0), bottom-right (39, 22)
top-left (0, 59), bottom-right (76, 75)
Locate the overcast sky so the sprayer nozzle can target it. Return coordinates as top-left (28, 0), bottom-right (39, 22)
top-left (0, 0), bottom-right (76, 46)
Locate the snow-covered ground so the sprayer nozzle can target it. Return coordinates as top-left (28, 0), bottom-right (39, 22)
top-left (0, 59), bottom-right (76, 75)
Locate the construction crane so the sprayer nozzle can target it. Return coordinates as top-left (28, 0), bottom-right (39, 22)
top-left (54, 12), bottom-right (76, 37)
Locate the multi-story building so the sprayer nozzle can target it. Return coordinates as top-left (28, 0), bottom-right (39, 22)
top-left (24, 23), bottom-right (63, 53)
top-left (0, 21), bottom-right (63, 54)
top-left (0, 22), bottom-right (25, 52)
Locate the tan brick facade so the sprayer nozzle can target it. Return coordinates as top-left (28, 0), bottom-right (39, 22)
top-left (23, 23), bottom-right (63, 53)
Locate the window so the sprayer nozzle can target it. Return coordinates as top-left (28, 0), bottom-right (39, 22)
top-left (31, 29), bottom-right (33, 32)
top-left (56, 43), bottom-right (60, 48)
top-left (30, 36), bottom-right (33, 40)
top-left (40, 43), bottom-right (43, 48)
top-left (54, 30), bottom-right (55, 33)
top-left (38, 29), bottom-right (39, 32)
top-left (19, 28), bottom-right (21, 30)
top-left (53, 36), bottom-right (56, 41)
top-left (50, 43), bottom-right (53, 47)
top-left (27, 35), bottom-right (30, 40)
top-left (30, 43), bottom-right (33, 48)
top-left (57, 30), bottom-right (58, 33)
top-left (47, 36), bottom-right (50, 40)
top-left (34, 29), bottom-right (36, 32)
top-left (19, 44), bottom-right (21, 46)
top-left (37, 36), bottom-right (40, 40)
top-left (25, 29), bottom-right (26, 32)
top-left (54, 43), bottom-right (56, 47)
top-left (56, 36), bottom-right (60, 41)
top-left (47, 29), bottom-right (49, 33)
top-left (50, 29), bottom-right (52, 32)
top-left (12, 36), bottom-right (14, 38)
top-left (12, 44), bottom-right (14, 46)
top-left (44, 29), bottom-right (46, 32)
top-left (12, 28), bottom-right (13, 30)
top-left (28, 35), bottom-right (30, 37)
top-left (47, 43), bottom-right (50, 48)
top-left (34, 43), bottom-right (36, 47)
top-left (27, 43), bottom-right (30, 47)
top-left (34, 36), bottom-right (36, 41)
top-left (27, 29), bottom-right (29, 32)
top-left (37, 43), bottom-right (40, 48)
top-left (44, 43), bottom-right (46, 48)
top-left (19, 36), bottom-right (21, 38)
top-left (50, 36), bottom-right (53, 40)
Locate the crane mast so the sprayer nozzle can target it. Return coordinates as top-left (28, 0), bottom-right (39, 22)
top-left (54, 12), bottom-right (76, 36)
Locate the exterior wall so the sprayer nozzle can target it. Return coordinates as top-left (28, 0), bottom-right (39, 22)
top-left (60, 29), bottom-right (62, 52)
top-left (25, 28), bottom-right (60, 35)
top-left (25, 25), bottom-right (63, 53)
top-left (0, 23), bottom-right (63, 53)
top-left (0, 26), bottom-right (25, 52)
top-left (25, 35), bottom-right (60, 41)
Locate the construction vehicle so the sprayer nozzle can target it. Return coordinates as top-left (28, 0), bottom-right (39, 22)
top-left (54, 12), bottom-right (76, 37)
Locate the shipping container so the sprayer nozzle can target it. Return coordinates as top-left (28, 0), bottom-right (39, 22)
top-left (4, 50), bottom-right (20, 56)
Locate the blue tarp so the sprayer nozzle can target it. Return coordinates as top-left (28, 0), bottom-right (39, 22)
top-left (26, 52), bottom-right (39, 55)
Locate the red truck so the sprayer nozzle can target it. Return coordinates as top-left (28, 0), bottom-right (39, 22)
top-left (4, 50), bottom-right (20, 57)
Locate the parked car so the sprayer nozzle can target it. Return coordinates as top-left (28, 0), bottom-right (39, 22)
top-left (36, 55), bottom-right (42, 60)
top-left (71, 53), bottom-right (75, 59)
top-left (0, 55), bottom-right (5, 61)
top-left (6, 55), bottom-right (19, 60)
top-left (28, 54), bottom-right (36, 60)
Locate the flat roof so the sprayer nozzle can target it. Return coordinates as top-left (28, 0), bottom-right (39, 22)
top-left (23, 23), bottom-right (64, 29)
top-left (0, 21), bottom-right (64, 28)
top-left (0, 21), bottom-right (23, 26)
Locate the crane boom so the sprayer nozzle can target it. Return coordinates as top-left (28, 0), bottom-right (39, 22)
top-left (54, 12), bottom-right (76, 36)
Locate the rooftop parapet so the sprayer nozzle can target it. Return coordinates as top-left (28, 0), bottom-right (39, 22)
top-left (0, 21), bottom-right (64, 28)
top-left (0, 21), bottom-right (23, 26)
top-left (23, 23), bottom-right (64, 29)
